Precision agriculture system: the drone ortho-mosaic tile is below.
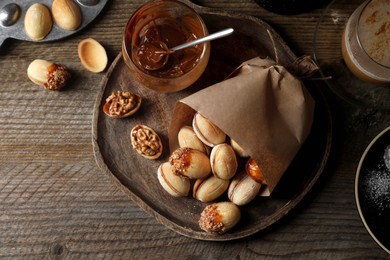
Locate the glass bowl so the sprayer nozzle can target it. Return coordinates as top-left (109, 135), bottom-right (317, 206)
top-left (122, 0), bottom-right (210, 93)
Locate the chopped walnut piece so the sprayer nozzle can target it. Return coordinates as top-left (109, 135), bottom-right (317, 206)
top-left (199, 202), bottom-right (240, 234)
top-left (104, 90), bottom-right (142, 118)
top-left (199, 204), bottom-right (225, 233)
top-left (131, 124), bottom-right (163, 159)
top-left (46, 63), bottom-right (71, 90)
top-left (27, 59), bottom-right (71, 91)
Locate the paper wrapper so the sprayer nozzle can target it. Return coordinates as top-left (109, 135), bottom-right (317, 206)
top-left (168, 57), bottom-right (315, 196)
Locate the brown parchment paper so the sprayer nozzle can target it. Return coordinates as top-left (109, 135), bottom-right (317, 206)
top-left (169, 57), bottom-right (315, 196)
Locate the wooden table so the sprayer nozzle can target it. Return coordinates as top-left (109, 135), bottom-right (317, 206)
top-left (1, 0), bottom-right (389, 258)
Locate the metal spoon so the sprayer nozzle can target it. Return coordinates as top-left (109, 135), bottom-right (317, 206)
top-left (170, 27), bottom-right (234, 52)
top-left (136, 28), bottom-right (234, 70)
top-left (77, 0), bottom-right (100, 6)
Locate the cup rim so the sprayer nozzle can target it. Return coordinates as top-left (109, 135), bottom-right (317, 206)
top-left (356, 0), bottom-right (390, 69)
top-left (342, 0), bottom-right (390, 84)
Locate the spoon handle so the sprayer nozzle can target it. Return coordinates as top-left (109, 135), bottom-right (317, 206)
top-left (170, 28), bottom-right (234, 52)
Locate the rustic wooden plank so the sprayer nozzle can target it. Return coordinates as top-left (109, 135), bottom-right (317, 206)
top-left (0, 0), bottom-right (389, 258)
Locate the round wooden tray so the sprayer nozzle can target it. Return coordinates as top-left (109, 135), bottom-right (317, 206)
top-left (92, 2), bottom-right (332, 241)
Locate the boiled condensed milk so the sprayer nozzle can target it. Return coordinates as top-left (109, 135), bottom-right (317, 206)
top-left (341, 0), bottom-right (390, 85)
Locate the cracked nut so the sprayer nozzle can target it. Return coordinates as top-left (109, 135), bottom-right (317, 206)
top-left (27, 59), bottom-right (71, 90)
top-left (177, 126), bottom-right (210, 155)
top-left (169, 147), bottom-right (211, 179)
top-left (52, 0), bottom-right (82, 31)
top-left (24, 3), bottom-right (52, 41)
top-left (192, 112), bottom-right (226, 147)
top-left (131, 124), bottom-right (163, 159)
top-left (210, 143), bottom-right (238, 180)
top-left (228, 170), bottom-right (262, 206)
top-left (230, 139), bottom-right (250, 157)
top-left (157, 162), bottom-right (190, 197)
top-left (193, 175), bottom-right (229, 202)
top-left (103, 91), bottom-right (142, 118)
top-left (199, 201), bottom-right (241, 234)
top-left (245, 158), bottom-right (266, 184)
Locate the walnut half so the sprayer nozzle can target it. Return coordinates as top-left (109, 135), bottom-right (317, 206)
top-left (103, 90), bottom-right (142, 118)
top-left (130, 124), bottom-right (163, 160)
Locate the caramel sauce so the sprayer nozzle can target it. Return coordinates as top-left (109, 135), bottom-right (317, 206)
top-left (126, 19), bottom-right (203, 78)
top-left (177, 148), bottom-right (192, 170)
top-left (208, 204), bottom-right (223, 223)
top-left (135, 41), bottom-right (168, 70)
top-left (169, 147), bottom-right (192, 173)
top-left (47, 63), bottom-right (59, 73)
top-left (122, 0), bottom-right (210, 92)
top-left (246, 158), bottom-right (265, 184)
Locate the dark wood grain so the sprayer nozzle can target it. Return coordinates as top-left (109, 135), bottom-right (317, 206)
top-left (92, 6), bottom-right (332, 240)
top-left (0, 0), bottom-right (389, 258)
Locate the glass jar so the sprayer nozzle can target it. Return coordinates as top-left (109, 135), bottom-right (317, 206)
top-left (122, 0), bottom-right (210, 92)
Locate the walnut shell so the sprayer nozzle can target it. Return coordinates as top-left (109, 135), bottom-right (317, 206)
top-left (199, 202), bottom-right (241, 234)
top-left (169, 147), bottom-right (211, 179)
top-left (228, 171), bottom-right (261, 206)
top-left (52, 0), bottom-right (82, 31)
top-left (192, 112), bottom-right (226, 147)
top-left (177, 126), bottom-right (210, 155)
top-left (24, 3), bottom-right (52, 41)
top-left (230, 139), bottom-right (250, 158)
top-left (210, 143), bottom-right (238, 180)
top-left (157, 162), bottom-right (190, 197)
top-left (27, 59), bottom-right (71, 90)
top-left (78, 38), bottom-right (108, 73)
top-left (193, 175), bottom-right (229, 202)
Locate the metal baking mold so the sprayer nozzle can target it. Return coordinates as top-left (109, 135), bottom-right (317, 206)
top-left (0, 0), bottom-right (108, 47)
